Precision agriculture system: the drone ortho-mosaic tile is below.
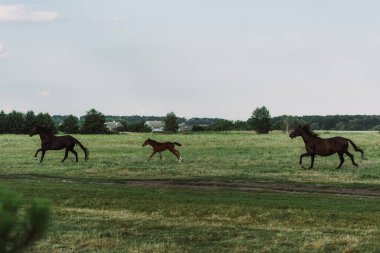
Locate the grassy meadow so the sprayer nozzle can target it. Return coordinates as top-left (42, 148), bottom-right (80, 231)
top-left (2, 131), bottom-right (380, 185)
top-left (1, 131), bottom-right (380, 252)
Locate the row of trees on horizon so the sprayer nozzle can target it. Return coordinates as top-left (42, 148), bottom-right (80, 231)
top-left (0, 109), bottom-right (109, 134)
top-left (1, 107), bottom-right (380, 134)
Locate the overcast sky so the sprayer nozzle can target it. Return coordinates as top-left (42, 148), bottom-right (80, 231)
top-left (1, 1), bottom-right (380, 120)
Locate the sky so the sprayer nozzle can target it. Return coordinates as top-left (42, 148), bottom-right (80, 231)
top-left (1, 0), bottom-right (380, 120)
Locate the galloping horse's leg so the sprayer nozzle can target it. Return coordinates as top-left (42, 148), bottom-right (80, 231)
top-left (70, 149), bottom-right (78, 162)
top-left (40, 149), bottom-right (46, 163)
top-left (145, 151), bottom-right (156, 162)
top-left (308, 155), bottom-right (315, 169)
top-left (61, 148), bottom-right (69, 163)
top-left (299, 153), bottom-right (310, 165)
top-left (345, 151), bottom-right (358, 167)
top-left (159, 152), bottom-right (163, 161)
top-left (34, 148), bottom-right (42, 160)
top-left (336, 152), bottom-right (345, 169)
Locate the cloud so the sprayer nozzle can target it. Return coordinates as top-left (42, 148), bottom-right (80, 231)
top-left (0, 5), bottom-right (60, 23)
top-left (39, 90), bottom-right (51, 97)
top-left (0, 43), bottom-right (8, 57)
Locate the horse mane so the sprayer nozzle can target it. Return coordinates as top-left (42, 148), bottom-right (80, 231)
top-left (36, 125), bottom-right (53, 135)
top-left (302, 125), bottom-right (319, 137)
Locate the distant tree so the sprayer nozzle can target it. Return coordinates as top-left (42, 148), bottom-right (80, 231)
top-left (186, 118), bottom-right (223, 126)
top-left (23, 111), bottom-right (36, 134)
top-left (0, 190), bottom-right (51, 253)
top-left (51, 115), bottom-right (66, 127)
top-left (192, 125), bottom-right (208, 131)
top-left (209, 119), bottom-right (235, 131)
top-left (321, 116), bottom-right (337, 130)
top-left (59, 115), bottom-right (80, 134)
top-left (164, 112), bottom-right (179, 133)
top-left (81, 109), bottom-right (108, 134)
top-left (0, 111), bottom-right (6, 134)
top-left (248, 106), bottom-right (272, 134)
top-left (120, 121), bottom-right (151, 132)
top-left (281, 115), bottom-right (302, 133)
top-left (347, 119), bottom-right (365, 131)
top-left (233, 120), bottom-right (250, 131)
top-left (5, 111), bottom-right (25, 134)
top-left (35, 113), bottom-right (58, 134)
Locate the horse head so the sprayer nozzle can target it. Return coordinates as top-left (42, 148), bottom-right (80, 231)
top-left (142, 138), bottom-right (151, 147)
top-left (289, 125), bottom-right (303, 138)
top-left (29, 126), bottom-right (40, 137)
top-left (289, 124), bottom-right (318, 139)
top-left (29, 125), bottom-right (50, 137)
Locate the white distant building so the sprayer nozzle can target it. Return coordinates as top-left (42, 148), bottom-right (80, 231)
top-left (144, 121), bottom-right (165, 132)
top-left (178, 123), bottom-right (192, 132)
top-left (105, 121), bottom-right (122, 131)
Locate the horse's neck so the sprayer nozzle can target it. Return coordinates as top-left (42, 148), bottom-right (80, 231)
top-left (38, 131), bottom-right (52, 142)
top-left (301, 132), bottom-right (317, 144)
top-left (149, 141), bottom-right (158, 146)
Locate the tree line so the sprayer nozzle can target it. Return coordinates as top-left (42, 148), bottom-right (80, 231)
top-left (271, 115), bottom-right (380, 132)
top-left (196, 111), bottom-right (380, 133)
top-left (0, 109), bottom-right (108, 134)
top-left (2, 106), bottom-right (380, 134)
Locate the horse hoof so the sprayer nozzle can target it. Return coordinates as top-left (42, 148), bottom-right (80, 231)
top-left (34, 157), bottom-right (37, 160)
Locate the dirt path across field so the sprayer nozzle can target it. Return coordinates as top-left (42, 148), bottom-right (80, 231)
top-left (1, 173), bottom-right (380, 197)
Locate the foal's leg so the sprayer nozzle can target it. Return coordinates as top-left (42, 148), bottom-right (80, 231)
top-left (70, 149), bottom-right (78, 162)
top-left (61, 148), bottom-right (69, 163)
top-left (345, 151), bottom-right (358, 167)
top-left (40, 149), bottom-right (46, 163)
top-left (34, 148), bottom-right (42, 160)
top-left (336, 152), bottom-right (345, 169)
top-left (145, 151), bottom-right (156, 162)
top-left (159, 152), bottom-right (163, 161)
top-left (169, 149), bottom-right (180, 160)
top-left (174, 149), bottom-right (182, 161)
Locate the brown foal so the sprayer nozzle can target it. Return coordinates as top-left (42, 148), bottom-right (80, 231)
top-left (142, 138), bottom-right (182, 162)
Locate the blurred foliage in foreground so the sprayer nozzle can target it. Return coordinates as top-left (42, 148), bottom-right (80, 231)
top-left (0, 190), bottom-right (51, 253)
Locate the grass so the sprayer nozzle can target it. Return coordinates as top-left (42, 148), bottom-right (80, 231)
top-left (0, 131), bottom-right (380, 252)
top-left (2, 179), bottom-right (380, 253)
top-left (1, 131), bottom-right (380, 186)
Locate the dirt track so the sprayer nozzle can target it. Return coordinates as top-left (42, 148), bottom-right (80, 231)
top-left (1, 173), bottom-right (380, 197)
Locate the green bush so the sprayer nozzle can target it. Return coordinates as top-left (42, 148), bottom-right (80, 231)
top-left (164, 112), bottom-right (179, 133)
top-left (0, 190), bottom-right (51, 253)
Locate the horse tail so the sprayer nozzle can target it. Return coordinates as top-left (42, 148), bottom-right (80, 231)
top-left (173, 142), bottom-right (182, 146)
top-left (348, 139), bottom-right (364, 159)
top-left (75, 139), bottom-right (89, 161)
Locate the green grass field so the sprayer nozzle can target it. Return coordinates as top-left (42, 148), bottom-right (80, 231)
top-left (1, 131), bottom-right (380, 252)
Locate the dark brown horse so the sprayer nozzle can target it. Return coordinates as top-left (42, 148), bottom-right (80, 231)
top-left (289, 125), bottom-right (364, 169)
top-left (29, 126), bottom-right (89, 163)
top-left (142, 138), bottom-right (182, 162)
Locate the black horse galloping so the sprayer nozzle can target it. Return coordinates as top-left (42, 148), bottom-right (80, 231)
top-left (29, 126), bottom-right (89, 163)
top-left (289, 125), bottom-right (364, 169)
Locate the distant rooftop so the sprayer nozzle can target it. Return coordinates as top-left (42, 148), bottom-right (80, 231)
top-left (145, 121), bottom-right (165, 128)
